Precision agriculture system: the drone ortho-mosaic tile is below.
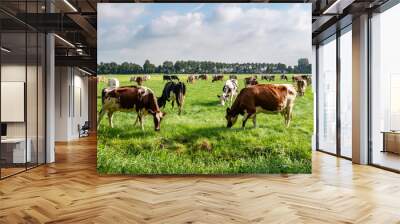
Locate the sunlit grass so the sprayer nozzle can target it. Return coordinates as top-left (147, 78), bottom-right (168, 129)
top-left (97, 74), bottom-right (313, 174)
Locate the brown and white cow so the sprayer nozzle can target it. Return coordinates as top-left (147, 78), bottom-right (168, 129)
top-left (292, 75), bottom-right (303, 82)
top-left (135, 76), bottom-right (144, 86)
top-left (187, 75), bottom-right (196, 84)
top-left (212, 74), bottom-right (224, 82)
top-left (98, 86), bottom-right (165, 131)
top-left (199, 74), bottom-right (208, 80)
top-left (296, 79), bottom-right (307, 96)
top-left (225, 84), bottom-right (297, 128)
top-left (244, 76), bottom-right (258, 87)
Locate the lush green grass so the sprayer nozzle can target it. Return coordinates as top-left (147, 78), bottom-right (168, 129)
top-left (97, 74), bottom-right (313, 174)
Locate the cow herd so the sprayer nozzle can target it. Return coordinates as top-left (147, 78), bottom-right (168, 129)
top-left (98, 74), bottom-right (311, 131)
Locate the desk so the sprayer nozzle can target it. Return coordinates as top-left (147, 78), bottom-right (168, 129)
top-left (1, 138), bottom-right (31, 163)
top-left (382, 131), bottom-right (400, 154)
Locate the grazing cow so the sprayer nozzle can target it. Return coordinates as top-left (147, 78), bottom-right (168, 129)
top-left (163, 75), bottom-right (180, 82)
top-left (292, 75), bottom-right (303, 82)
top-left (98, 76), bottom-right (107, 83)
top-left (301, 75), bottom-right (312, 85)
top-left (261, 75), bottom-right (275, 81)
top-left (244, 76), bottom-right (258, 87)
top-left (229, 75), bottom-right (238, 80)
top-left (225, 84), bottom-right (297, 128)
top-left (135, 76), bottom-right (144, 86)
top-left (158, 81), bottom-right (186, 115)
top-left (98, 86), bottom-right (165, 131)
top-left (296, 79), bottom-right (307, 96)
top-left (187, 75), bottom-right (196, 84)
top-left (143, 75), bottom-right (151, 81)
top-left (108, 78), bottom-right (120, 88)
top-left (199, 74), bottom-right (208, 80)
top-left (218, 79), bottom-right (239, 106)
top-left (280, 74), bottom-right (288, 81)
top-left (212, 75), bottom-right (224, 82)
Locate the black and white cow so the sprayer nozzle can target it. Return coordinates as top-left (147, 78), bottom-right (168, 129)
top-left (218, 79), bottom-right (239, 106)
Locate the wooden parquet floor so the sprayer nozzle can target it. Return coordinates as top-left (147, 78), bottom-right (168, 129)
top-left (1, 136), bottom-right (400, 224)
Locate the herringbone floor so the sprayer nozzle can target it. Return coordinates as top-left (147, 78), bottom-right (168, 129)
top-left (1, 136), bottom-right (400, 224)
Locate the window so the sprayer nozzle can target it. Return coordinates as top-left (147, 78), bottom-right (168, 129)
top-left (370, 3), bottom-right (400, 171)
top-left (339, 27), bottom-right (352, 158)
top-left (318, 35), bottom-right (337, 154)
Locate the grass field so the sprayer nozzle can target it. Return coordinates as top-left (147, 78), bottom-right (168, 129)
top-left (97, 74), bottom-right (313, 174)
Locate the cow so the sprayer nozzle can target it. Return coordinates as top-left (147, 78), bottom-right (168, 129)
top-left (225, 84), bottom-right (297, 128)
top-left (212, 75), bottom-right (224, 82)
top-left (187, 75), bottom-right (196, 84)
top-left (292, 75), bottom-right (303, 83)
top-left (261, 75), bottom-right (275, 81)
top-left (296, 79), bottom-right (307, 96)
top-left (301, 75), bottom-right (312, 85)
top-left (244, 76), bottom-right (258, 87)
top-left (135, 76), bottom-right (144, 86)
top-left (280, 74), bottom-right (288, 81)
top-left (158, 81), bottom-right (186, 115)
top-left (199, 74), bottom-right (208, 80)
top-left (130, 76), bottom-right (136, 82)
top-left (218, 79), bottom-right (239, 106)
top-left (229, 75), bottom-right (238, 80)
top-left (98, 76), bottom-right (107, 83)
top-left (163, 75), bottom-right (180, 82)
top-left (143, 75), bottom-right (151, 81)
top-left (108, 78), bottom-right (120, 88)
top-left (98, 86), bottom-right (165, 131)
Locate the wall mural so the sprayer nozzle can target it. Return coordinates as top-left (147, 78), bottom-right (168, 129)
top-left (97, 3), bottom-right (313, 174)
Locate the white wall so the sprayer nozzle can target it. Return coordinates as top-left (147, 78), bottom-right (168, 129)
top-left (55, 67), bottom-right (89, 141)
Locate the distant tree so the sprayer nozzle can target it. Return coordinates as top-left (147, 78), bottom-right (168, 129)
top-left (97, 58), bottom-right (311, 75)
top-left (162, 61), bottom-right (174, 74)
top-left (143, 60), bottom-right (156, 74)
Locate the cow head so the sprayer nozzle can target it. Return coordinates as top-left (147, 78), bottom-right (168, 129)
top-left (225, 107), bottom-right (238, 128)
top-left (149, 110), bottom-right (166, 131)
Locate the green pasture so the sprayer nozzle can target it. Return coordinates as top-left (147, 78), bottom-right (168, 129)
top-left (97, 74), bottom-right (313, 174)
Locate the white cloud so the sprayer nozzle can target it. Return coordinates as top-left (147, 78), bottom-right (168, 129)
top-left (98, 3), bottom-right (145, 21)
top-left (98, 4), bottom-right (311, 66)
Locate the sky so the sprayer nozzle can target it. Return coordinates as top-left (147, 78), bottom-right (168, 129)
top-left (98, 3), bottom-right (311, 67)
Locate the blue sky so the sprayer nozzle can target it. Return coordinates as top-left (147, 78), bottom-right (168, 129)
top-left (98, 3), bottom-right (311, 66)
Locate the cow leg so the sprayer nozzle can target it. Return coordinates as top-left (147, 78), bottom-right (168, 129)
top-left (136, 110), bottom-right (145, 130)
top-left (107, 112), bottom-right (114, 128)
top-left (284, 106), bottom-right (293, 127)
top-left (139, 115), bottom-right (144, 131)
top-left (134, 114), bottom-right (140, 126)
top-left (176, 93), bottom-right (184, 115)
top-left (252, 114), bottom-right (257, 128)
top-left (242, 112), bottom-right (253, 128)
top-left (97, 109), bottom-right (106, 128)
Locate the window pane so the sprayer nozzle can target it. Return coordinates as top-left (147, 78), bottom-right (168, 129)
top-left (318, 37), bottom-right (337, 154)
top-left (371, 4), bottom-right (400, 171)
top-left (340, 29), bottom-right (352, 158)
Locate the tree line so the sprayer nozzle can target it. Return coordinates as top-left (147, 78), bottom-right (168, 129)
top-left (97, 58), bottom-right (311, 75)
